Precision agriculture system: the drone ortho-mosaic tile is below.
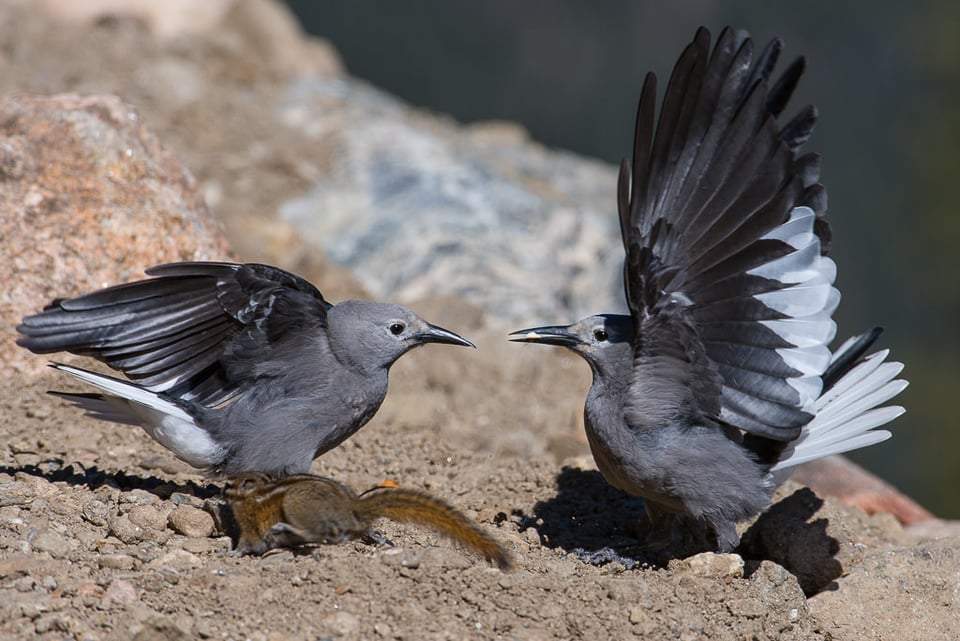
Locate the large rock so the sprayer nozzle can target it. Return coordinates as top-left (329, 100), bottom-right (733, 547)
top-left (0, 0), bottom-right (622, 326)
top-left (34, 0), bottom-right (233, 40)
top-left (277, 90), bottom-right (624, 325)
top-left (1, 94), bottom-right (232, 377)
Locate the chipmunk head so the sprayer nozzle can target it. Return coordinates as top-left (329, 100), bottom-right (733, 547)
top-left (222, 472), bottom-right (275, 500)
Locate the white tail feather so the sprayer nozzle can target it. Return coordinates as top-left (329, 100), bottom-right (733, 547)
top-left (50, 363), bottom-right (223, 468)
top-left (50, 392), bottom-right (142, 426)
top-left (777, 428), bottom-right (893, 469)
top-left (52, 363), bottom-right (194, 420)
top-left (810, 379), bottom-right (908, 435)
top-left (817, 350), bottom-right (899, 408)
top-left (772, 350), bottom-right (906, 475)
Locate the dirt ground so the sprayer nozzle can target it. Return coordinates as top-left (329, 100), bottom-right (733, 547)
top-left (0, 342), bottom-right (834, 641)
top-left (0, 329), bottom-right (944, 641)
top-left (1, 2), bottom-right (956, 640)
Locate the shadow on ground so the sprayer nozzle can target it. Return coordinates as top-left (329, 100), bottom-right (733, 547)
top-left (1, 458), bottom-right (219, 499)
top-left (740, 487), bottom-right (843, 595)
top-left (520, 466), bottom-right (844, 577)
top-left (515, 467), bottom-right (668, 568)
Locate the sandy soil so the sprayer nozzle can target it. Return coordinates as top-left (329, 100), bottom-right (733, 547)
top-left (2, 339), bottom-right (835, 641)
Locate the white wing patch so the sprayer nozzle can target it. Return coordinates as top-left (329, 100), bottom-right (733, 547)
top-left (749, 206), bottom-right (840, 411)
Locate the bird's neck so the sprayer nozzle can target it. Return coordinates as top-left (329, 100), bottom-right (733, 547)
top-left (327, 336), bottom-right (391, 377)
top-left (586, 342), bottom-right (634, 397)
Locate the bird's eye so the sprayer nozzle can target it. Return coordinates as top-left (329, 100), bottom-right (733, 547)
top-left (593, 329), bottom-right (608, 342)
top-left (389, 322), bottom-right (406, 336)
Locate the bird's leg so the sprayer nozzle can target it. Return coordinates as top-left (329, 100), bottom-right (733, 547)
top-left (708, 519), bottom-right (740, 554)
top-left (361, 530), bottom-right (395, 548)
top-left (634, 500), bottom-right (676, 551)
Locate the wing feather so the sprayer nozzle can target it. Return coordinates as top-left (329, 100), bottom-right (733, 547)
top-left (17, 262), bottom-right (331, 406)
top-left (619, 27), bottom-right (834, 441)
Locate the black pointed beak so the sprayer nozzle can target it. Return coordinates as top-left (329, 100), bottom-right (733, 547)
top-left (508, 325), bottom-right (582, 347)
top-left (417, 323), bottom-right (475, 348)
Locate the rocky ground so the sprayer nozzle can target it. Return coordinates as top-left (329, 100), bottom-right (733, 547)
top-left (3, 357), bottom-right (957, 641)
top-left (2, 1), bottom-right (958, 640)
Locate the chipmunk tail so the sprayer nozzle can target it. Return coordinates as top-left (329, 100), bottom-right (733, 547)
top-left (359, 488), bottom-right (512, 570)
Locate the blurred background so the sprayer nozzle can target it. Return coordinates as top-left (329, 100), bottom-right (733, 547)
top-left (283, 1), bottom-right (959, 515)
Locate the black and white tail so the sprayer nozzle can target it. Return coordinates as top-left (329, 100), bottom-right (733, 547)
top-left (48, 363), bottom-right (225, 469)
top-left (772, 332), bottom-right (907, 480)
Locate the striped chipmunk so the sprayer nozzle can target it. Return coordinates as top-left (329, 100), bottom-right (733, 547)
top-left (222, 473), bottom-right (511, 569)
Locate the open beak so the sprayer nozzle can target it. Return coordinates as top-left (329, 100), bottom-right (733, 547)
top-left (417, 323), bottom-right (475, 348)
top-left (508, 325), bottom-right (582, 347)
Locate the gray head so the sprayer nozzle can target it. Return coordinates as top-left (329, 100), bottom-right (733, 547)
top-left (327, 301), bottom-right (474, 371)
top-left (509, 314), bottom-right (634, 379)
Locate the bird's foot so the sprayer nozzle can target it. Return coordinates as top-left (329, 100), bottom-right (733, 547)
top-left (567, 546), bottom-right (648, 569)
top-left (362, 530), bottom-right (395, 548)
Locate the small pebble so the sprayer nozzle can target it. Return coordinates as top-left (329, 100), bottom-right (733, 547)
top-left (0, 482), bottom-right (32, 507)
top-left (146, 549), bottom-right (202, 572)
top-left (18, 597), bottom-right (50, 619)
top-left (118, 489), bottom-right (158, 506)
top-left (99, 578), bottom-right (138, 610)
top-left (34, 613), bottom-right (69, 634)
top-left (521, 527), bottom-right (542, 546)
top-left (30, 530), bottom-right (72, 558)
top-left (323, 611), bottom-right (360, 636)
top-left (167, 505), bottom-right (215, 538)
top-left (128, 504), bottom-right (170, 531)
top-left (169, 492), bottom-right (204, 508)
top-left (400, 550), bottom-right (422, 569)
top-left (82, 500), bottom-right (112, 527)
top-left (99, 554), bottom-right (137, 570)
top-left (180, 537), bottom-right (213, 554)
top-left (676, 552), bottom-right (744, 579)
top-left (14, 575), bottom-right (36, 592)
top-left (134, 571), bottom-right (170, 593)
top-left (108, 514), bottom-right (145, 544)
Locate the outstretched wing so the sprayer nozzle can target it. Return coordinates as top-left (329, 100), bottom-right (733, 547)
top-left (621, 27), bottom-right (836, 442)
top-left (16, 262), bottom-right (332, 407)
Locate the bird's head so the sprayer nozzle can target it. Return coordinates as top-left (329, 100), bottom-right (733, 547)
top-left (327, 301), bottom-right (474, 371)
top-left (509, 314), bottom-right (634, 376)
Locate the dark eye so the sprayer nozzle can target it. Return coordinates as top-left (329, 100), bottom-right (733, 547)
top-left (389, 322), bottom-right (405, 336)
top-left (593, 329), bottom-right (608, 342)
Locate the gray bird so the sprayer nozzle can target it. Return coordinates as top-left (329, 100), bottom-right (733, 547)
top-left (510, 27), bottom-right (907, 553)
top-left (17, 262), bottom-right (474, 476)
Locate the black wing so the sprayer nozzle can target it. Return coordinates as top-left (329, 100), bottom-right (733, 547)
top-left (16, 262), bottom-right (332, 407)
top-left (621, 27), bottom-right (837, 441)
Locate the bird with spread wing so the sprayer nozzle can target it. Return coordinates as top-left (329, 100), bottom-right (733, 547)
top-left (511, 27), bottom-right (907, 553)
top-left (18, 262), bottom-right (474, 476)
